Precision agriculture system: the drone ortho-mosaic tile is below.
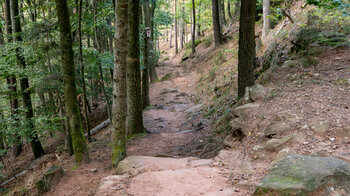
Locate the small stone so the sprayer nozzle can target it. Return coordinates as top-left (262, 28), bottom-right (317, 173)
top-left (333, 127), bottom-right (350, 143)
top-left (234, 188), bottom-right (240, 192)
top-left (264, 122), bottom-right (291, 137)
top-left (90, 168), bottom-right (98, 173)
top-left (232, 103), bottom-right (260, 117)
top-left (266, 135), bottom-right (293, 150)
top-left (330, 137), bottom-right (335, 142)
top-left (310, 119), bottom-right (330, 136)
top-left (249, 84), bottom-right (269, 102)
top-left (293, 133), bottom-right (307, 144)
top-left (311, 150), bottom-right (329, 157)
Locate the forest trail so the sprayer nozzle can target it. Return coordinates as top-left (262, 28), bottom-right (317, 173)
top-left (95, 56), bottom-right (234, 196)
top-left (47, 54), bottom-right (230, 195)
top-left (126, 57), bottom-right (209, 157)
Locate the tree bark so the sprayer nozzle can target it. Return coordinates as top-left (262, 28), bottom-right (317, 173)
top-left (142, 0), bottom-right (151, 109)
top-left (149, 1), bottom-right (158, 82)
top-left (170, 23), bottom-right (173, 48)
top-left (57, 92), bottom-right (73, 155)
top-left (174, 0), bottom-right (178, 54)
top-left (227, 0), bottom-right (232, 19)
top-left (191, 0), bottom-right (196, 55)
top-left (10, 0), bottom-right (45, 159)
top-left (238, 0), bottom-right (256, 98)
top-left (233, 0), bottom-right (240, 22)
top-left (262, 0), bottom-right (270, 39)
top-left (219, 0), bottom-right (226, 28)
top-left (180, 4), bottom-right (184, 49)
top-left (196, 2), bottom-right (201, 37)
top-left (127, 0), bottom-right (144, 135)
top-left (212, 0), bottom-right (222, 47)
top-left (78, 0), bottom-right (92, 142)
top-left (4, 0), bottom-right (22, 157)
top-left (55, 0), bottom-right (89, 164)
top-left (111, 0), bottom-right (128, 167)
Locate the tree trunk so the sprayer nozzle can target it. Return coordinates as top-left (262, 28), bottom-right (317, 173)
top-left (238, 0), bottom-right (256, 98)
top-left (4, 0), bottom-right (22, 157)
top-left (227, 0), bottom-right (232, 19)
top-left (98, 63), bottom-right (112, 121)
top-left (262, 0), bottom-right (270, 39)
top-left (142, 0), bottom-right (151, 109)
top-left (196, 2), bottom-right (201, 37)
top-left (233, 0), bottom-right (240, 22)
top-left (78, 0), bottom-right (92, 142)
top-left (174, 0), bottom-right (178, 54)
top-left (10, 0), bottom-right (45, 159)
top-left (191, 0), bottom-right (196, 55)
top-left (149, 1), bottom-right (158, 82)
top-left (127, 0), bottom-right (144, 135)
top-left (180, 3), bottom-right (184, 49)
top-left (212, 0), bottom-right (222, 47)
top-left (111, 0), bottom-right (128, 167)
top-left (219, 0), bottom-right (226, 28)
top-left (170, 23), bottom-right (173, 48)
top-left (57, 92), bottom-right (73, 155)
top-left (55, 0), bottom-right (89, 164)
top-left (93, 0), bottom-right (112, 120)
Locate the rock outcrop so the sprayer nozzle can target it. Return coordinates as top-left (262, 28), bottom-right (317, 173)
top-left (254, 154), bottom-right (350, 196)
top-left (36, 165), bottom-right (64, 195)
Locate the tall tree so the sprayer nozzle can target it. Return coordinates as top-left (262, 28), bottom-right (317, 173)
top-left (219, 0), bottom-right (226, 28)
top-left (127, 0), bottom-right (144, 135)
top-left (149, 0), bottom-right (158, 82)
top-left (262, 0), bottom-right (270, 39)
top-left (227, 0), bottom-right (232, 19)
top-left (233, 0), bottom-right (240, 22)
top-left (174, 0), bottom-right (178, 53)
top-left (170, 22), bottom-right (173, 48)
top-left (93, 0), bottom-right (112, 121)
top-left (78, 0), bottom-right (91, 142)
top-left (237, 0), bottom-right (256, 98)
top-left (142, 0), bottom-right (151, 109)
top-left (180, 2), bottom-right (184, 49)
top-left (55, 0), bottom-right (89, 164)
top-left (10, 0), bottom-right (45, 159)
top-left (212, 0), bottom-right (222, 47)
top-left (111, 0), bottom-right (128, 167)
top-left (4, 0), bottom-right (22, 157)
top-left (191, 0), bottom-right (196, 54)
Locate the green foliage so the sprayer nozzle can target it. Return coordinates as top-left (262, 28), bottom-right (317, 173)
top-left (185, 39), bottom-right (202, 49)
top-left (307, 0), bottom-right (350, 14)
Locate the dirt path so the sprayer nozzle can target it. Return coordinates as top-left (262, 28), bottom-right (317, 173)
top-left (127, 58), bottom-right (208, 157)
top-left (46, 55), bottom-right (229, 196)
top-left (94, 57), bottom-right (233, 196)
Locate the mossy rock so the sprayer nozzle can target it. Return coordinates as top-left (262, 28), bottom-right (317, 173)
top-left (36, 165), bottom-right (64, 195)
top-left (254, 154), bottom-right (350, 196)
